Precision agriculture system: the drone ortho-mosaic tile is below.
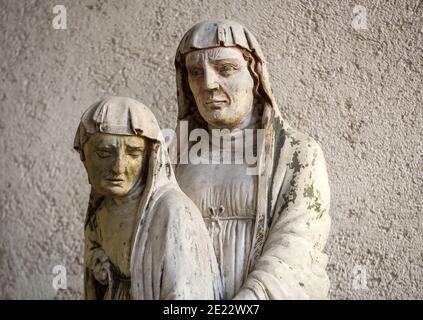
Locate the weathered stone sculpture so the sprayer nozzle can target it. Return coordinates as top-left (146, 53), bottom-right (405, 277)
top-left (174, 20), bottom-right (331, 299)
top-left (74, 96), bottom-right (221, 300)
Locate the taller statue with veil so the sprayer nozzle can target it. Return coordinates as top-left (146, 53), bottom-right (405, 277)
top-left (174, 20), bottom-right (332, 300)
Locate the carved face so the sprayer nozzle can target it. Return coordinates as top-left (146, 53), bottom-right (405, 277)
top-left (185, 47), bottom-right (255, 130)
top-left (83, 133), bottom-right (148, 197)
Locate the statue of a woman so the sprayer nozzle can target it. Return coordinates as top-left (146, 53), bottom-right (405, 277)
top-left (74, 96), bottom-right (221, 300)
top-left (174, 20), bottom-right (331, 299)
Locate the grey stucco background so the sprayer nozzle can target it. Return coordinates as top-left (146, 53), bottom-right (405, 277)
top-left (0, 0), bottom-right (422, 299)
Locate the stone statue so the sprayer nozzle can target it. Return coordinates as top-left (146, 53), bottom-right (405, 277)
top-left (174, 20), bottom-right (331, 299)
top-left (74, 96), bottom-right (221, 300)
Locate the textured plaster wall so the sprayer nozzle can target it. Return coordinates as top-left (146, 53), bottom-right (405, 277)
top-left (0, 0), bottom-right (422, 299)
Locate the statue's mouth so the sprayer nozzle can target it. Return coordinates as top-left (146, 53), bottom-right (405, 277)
top-left (205, 99), bottom-right (228, 109)
top-left (107, 178), bottom-right (125, 183)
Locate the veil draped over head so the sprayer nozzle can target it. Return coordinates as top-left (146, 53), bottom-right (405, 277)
top-left (74, 96), bottom-right (164, 154)
top-left (75, 96), bottom-right (221, 300)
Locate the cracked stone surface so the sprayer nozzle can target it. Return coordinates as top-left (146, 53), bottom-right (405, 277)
top-left (0, 0), bottom-right (422, 299)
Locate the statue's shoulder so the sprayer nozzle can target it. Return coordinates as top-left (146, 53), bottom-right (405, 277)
top-left (276, 122), bottom-right (326, 165)
top-left (273, 122), bottom-right (330, 202)
top-left (153, 185), bottom-right (202, 221)
top-left (150, 185), bottom-right (208, 243)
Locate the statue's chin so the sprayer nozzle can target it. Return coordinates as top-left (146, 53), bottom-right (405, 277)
top-left (203, 113), bottom-right (238, 130)
top-left (96, 183), bottom-right (130, 198)
top-left (202, 108), bottom-right (252, 131)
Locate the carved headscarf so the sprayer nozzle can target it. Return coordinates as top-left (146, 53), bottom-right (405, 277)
top-left (74, 96), bottom-right (164, 161)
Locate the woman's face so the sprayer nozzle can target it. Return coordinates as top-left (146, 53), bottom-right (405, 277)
top-left (185, 47), bottom-right (255, 130)
top-left (83, 133), bottom-right (148, 197)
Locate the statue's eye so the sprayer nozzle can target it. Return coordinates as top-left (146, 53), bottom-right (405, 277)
top-left (128, 151), bottom-right (143, 158)
top-left (95, 150), bottom-right (111, 158)
top-left (127, 148), bottom-right (144, 158)
top-left (218, 64), bottom-right (237, 75)
top-left (188, 67), bottom-right (203, 77)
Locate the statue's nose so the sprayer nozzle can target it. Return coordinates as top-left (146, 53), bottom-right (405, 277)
top-left (111, 153), bottom-right (126, 175)
top-left (204, 67), bottom-right (219, 91)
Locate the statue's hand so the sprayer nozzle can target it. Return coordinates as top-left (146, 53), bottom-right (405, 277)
top-left (91, 250), bottom-right (112, 286)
